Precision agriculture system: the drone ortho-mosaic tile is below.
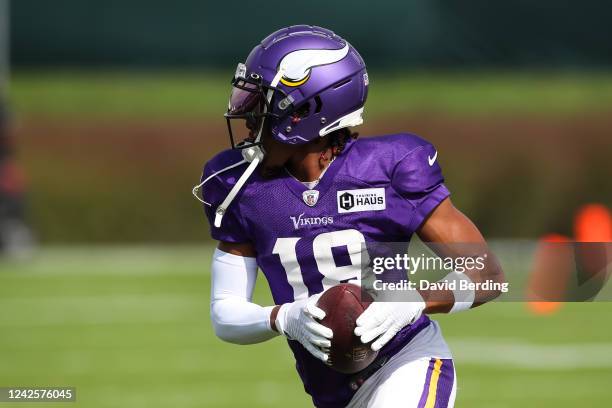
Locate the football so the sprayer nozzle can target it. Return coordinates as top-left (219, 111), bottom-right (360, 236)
top-left (316, 283), bottom-right (378, 374)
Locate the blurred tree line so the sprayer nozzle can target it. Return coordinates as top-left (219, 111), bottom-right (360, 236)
top-left (10, 0), bottom-right (612, 69)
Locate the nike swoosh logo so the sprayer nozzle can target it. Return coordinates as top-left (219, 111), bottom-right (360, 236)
top-left (428, 151), bottom-right (438, 166)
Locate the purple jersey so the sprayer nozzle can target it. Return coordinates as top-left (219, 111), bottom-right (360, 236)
top-left (201, 133), bottom-right (450, 408)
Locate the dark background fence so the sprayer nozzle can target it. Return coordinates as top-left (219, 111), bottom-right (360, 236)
top-left (10, 0), bottom-right (612, 69)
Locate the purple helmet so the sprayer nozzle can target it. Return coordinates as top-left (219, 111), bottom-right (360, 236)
top-left (225, 25), bottom-right (369, 148)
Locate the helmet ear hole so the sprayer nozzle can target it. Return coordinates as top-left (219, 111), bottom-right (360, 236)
top-left (294, 102), bottom-right (311, 119)
top-left (314, 96), bottom-right (323, 114)
top-left (332, 78), bottom-right (352, 89)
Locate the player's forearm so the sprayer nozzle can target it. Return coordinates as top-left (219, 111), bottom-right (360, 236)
top-left (210, 248), bottom-right (279, 344)
top-left (420, 250), bottom-right (505, 314)
top-left (415, 199), bottom-right (506, 313)
top-left (210, 298), bottom-right (277, 344)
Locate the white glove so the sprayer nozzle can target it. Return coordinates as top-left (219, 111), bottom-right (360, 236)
top-left (354, 298), bottom-right (426, 351)
top-left (275, 295), bottom-right (333, 363)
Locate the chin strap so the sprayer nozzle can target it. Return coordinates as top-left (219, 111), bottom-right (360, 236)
top-left (213, 147), bottom-right (262, 227)
top-left (192, 159), bottom-right (248, 206)
top-left (193, 67), bottom-right (286, 228)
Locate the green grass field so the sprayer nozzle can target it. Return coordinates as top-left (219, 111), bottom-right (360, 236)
top-left (1, 246), bottom-right (611, 407)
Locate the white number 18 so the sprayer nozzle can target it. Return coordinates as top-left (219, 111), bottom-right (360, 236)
top-left (272, 229), bottom-right (365, 300)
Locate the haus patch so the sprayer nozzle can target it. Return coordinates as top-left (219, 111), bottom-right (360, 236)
top-left (337, 188), bottom-right (386, 213)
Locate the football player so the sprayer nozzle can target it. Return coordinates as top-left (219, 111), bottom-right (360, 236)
top-left (194, 25), bottom-right (505, 408)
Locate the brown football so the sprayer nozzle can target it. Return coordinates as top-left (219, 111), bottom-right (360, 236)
top-left (316, 283), bottom-right (378, 374)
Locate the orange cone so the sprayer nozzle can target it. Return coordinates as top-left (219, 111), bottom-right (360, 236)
top-left (526, 234), bottom-right (572, 315)
top-left (573, 204), bottom-right (611, 299)
top-left (574, 204), bottom-right (611, 242)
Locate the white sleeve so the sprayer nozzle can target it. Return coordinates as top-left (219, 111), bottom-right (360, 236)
top-left (210, 248), bottom-right (278, 344)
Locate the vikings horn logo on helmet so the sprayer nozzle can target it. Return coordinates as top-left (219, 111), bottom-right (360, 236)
top-left (279, 44), bottom-right (350, 87)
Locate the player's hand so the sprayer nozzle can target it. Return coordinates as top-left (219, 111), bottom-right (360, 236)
top-left (354, 298), bottom-right (426, 351)
top-left (275, 294), bottom-right (333, 363)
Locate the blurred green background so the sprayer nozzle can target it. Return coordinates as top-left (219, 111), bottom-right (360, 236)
top-left (10, 70), bottom-right (612, 241)
top-left (1, 1), bottom-right (611, 407)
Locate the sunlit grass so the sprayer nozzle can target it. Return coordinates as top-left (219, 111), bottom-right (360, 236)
top-left (1, 246), bottom-right (611, 407)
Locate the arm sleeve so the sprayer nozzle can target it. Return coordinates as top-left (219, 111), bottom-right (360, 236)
top-left (210, 248), bottom-right (278, 344)
top-left (391, 143), bottom-right (451, 232)
top-left (201, 163), bottom-right (251, 243)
